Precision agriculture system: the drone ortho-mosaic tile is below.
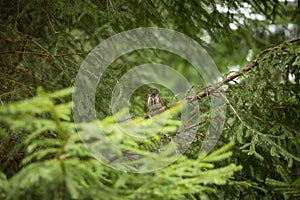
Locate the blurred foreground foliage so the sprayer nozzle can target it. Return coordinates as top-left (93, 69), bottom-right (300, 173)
top-left (0, 87), bottom-right (241, 200)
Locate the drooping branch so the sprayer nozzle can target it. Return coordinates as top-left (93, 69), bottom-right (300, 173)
top-left (144, 36), bottom-right (300, 118)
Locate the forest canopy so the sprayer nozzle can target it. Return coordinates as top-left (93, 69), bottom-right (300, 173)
top-left (0, 0), bottom-right (299, 199)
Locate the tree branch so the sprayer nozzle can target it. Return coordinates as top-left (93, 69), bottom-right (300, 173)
top-left (143, 36), bottom-right (300, 118)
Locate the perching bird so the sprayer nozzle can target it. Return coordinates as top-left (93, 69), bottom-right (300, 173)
top-left (146, 88), bottom-right (163, 112)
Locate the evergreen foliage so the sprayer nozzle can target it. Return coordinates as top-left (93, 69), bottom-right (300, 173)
top-left (0, 88), bottom-right (241, 199)
top-left (0, 0), bottom-right (299, 199)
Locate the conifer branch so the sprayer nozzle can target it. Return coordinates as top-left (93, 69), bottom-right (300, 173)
top-left (143, 36), bottom-right (300, 118)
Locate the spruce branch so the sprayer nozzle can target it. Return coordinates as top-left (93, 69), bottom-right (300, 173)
top-left (144, 36), bottom-right (300, 118)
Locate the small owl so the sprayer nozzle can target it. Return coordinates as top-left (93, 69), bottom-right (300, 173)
top-left (146, 88), bottom-right (163, 112)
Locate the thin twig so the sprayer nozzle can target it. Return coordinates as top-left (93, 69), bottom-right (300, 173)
top-left (0, 50), bottom-right (89, 57)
